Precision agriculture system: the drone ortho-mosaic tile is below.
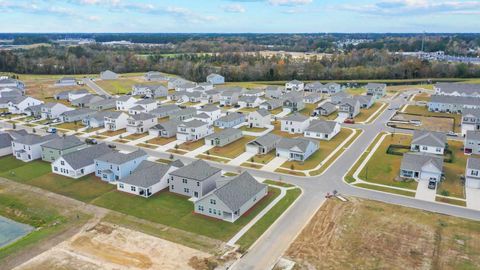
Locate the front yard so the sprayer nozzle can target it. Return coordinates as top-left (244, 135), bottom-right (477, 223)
top-left (438, 140), bottom-right (468, 199)
top-left (54, 121), bottom-right (83, 131)
top-left (178, 139), bottom-right (205, 151)
top-left (354, 102), bottom-right (385, 122)
top-left (100, 128), bottom-right (127, 137)
top-left (146, 137), bottom-right (176, 146)
top-left (210, 136), bottom-right (255, 159)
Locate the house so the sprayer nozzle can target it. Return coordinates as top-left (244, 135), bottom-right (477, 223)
top-left (116, 96), bottom-right (138, 111)
top-left (0, 87), bottom-right (23, 98)
top-left (95, 149), bottom-right (148, 182)
top-left (144, 71), bottom-right (167, 81)
top-left (410, 130), bottom-right (447, 155)
top-left (169, 160), bottom-right (221, 198)
top-left (8, 96), bottom-right (43, 114)
top-left (198, 82), bottom-right (214, 91)
top-left (41, 135), bottom-right (86, 162)
top-left (198, 105), bottom-right (222, 122)
top-left (434, 83), bottom-right (480, 98)
top-left (25, 104), bottom-right (44, 118)
top-left (331, 92), bottom-right (352, 104)
top-left (132, 84), bottom-right (168, 98)
top-left (303, 93), bottom-right (322, 104)
top-left (150, 104), bottom-right (181, 118)
top-left (177, 120), bottom-right (214, 142)
top-left (52, 144), bottom-right (113, 179)
top-left (265, 86), bottom-right (283, 99)
top-left (170, 108), bottom-right (197, 121)
top-left (12, 133), bottom-right (58, 162)
top-left (104, 111), bottom-right (129, 131)
top-left (400, 152), bottom-right (444, 182)
top-left (285, 80), bottom-right (304, 92)
top-left (304, 120), bottom-right (341, 140)
top-left (219, 90), bottom-right (241, 106)
top-left (82, 111), bottom-right (109, 128)
top-left (0, 133), bottom-right (13, 156)
top-left (149, 119), bottom-right (180, 138)
top-left (88, 98), bottom-right (117, 111)
top-left (214, 112), bottom-right (245, 128)
top-left (55, 77), bottom-right (77, 87)
top-left (366, 83), bottom-right (387, 99)
top-left (205, 128), bottom-right (243, 147)
top-left (464, 130), bottom-right (480, 155)
top-left (304, 82), bottom-right (324, 93)
top-left (176, 82), bottom-right (197, 92)
top-left (276, 138), bottom-right (319, 161)
top-left (0, 78), bottom-right (25, 90)
top-left (461, 108), bottom-right (480, 136)
top-left (206, 73), bottom-right (225, 85)
top-left (71, 95), bottom-right (104, 107)
top-left (428, 95), bottom-right (480, 113)
top-left (167, 77), bottom-right (189, 90)
top-left (194, 172), bottom-right (267, 222)
top-left (128, 99), bottom-right (157, 114)
top-left (68, 89), bottom-right (91, 101)
top-left (247, 109), bottom-right (271, 128)
top-left (321, 83), bottom-right (343, 95)
top-left (179, 91), bottom-right (202, 103)
top-left (314, 102), bottom-right (337, 116)
top-left (466, 158), bottom-right (480, 188)
top-left (126, 113), bottom-right (158, 134)
top-left (54, 89), bottom-right (89, 100)
top-left (60, 108), bottom-right (96, 123)
top-left (246, 133), bottom-right (282, 155)
top-left (238, 96), bottom-right (263, 108)
top-left (100, 70), bottom-right (118, 80)
top-left (117, 160), bottom-right (183, 197)
top-left (40, 103), bottom-right (74, 119)
top-left (354, 95), bottom-right (375, 109)
top-left (243, 89), bottom-right (264, 97)
top-left (281, 113), bottom-right (310, 134)
top-left (200, 89), bottom-right (221, 104)
top-left (259, 99), bottom-right (283, 111)
top-left (282, 94), bottom-right (305, 112)
top-left (338, 98), bottom-right (360, 119)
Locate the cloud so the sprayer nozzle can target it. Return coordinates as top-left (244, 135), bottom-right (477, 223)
top-left (222, 4), bottom-right (246, 13)
top-left (268, 0), bottom-right (312, 6)
top-left (165, 6), bottom-right (217, 23)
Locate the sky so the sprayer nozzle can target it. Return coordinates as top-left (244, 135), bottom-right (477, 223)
top-left (0, 0), bottom-right (479, 33)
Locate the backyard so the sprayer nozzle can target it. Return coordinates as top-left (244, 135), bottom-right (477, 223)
top-left (403, 105), bottom-right (461, 133)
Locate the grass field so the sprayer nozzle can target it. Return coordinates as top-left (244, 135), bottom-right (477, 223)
top-left (438, 140), bottom-right (468, 199)
top-left (281, 128), bottom-right (353, 171)
top-left (358, 133), bottom-right (419, 190)
top-left (404, 105), bottom-right (461, 132)
top-left (286, 197), bottom-right (480, 269)
top-left (210, 136), bottom-right (255, 159)
top-left (95, 78), bottom-right (163, 95)
top-left (55, 122), bottom-right (83, 131)
top-left (100, 128), bottom-right (126, 137)
top-left (251, 151), bottom-right (276, 164)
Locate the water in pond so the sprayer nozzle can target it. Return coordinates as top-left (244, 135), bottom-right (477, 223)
top-left (0, 215), bottom-right (34, 248)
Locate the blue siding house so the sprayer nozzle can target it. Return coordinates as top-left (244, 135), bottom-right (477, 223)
top-left (94, 149), bottom-right (148, 182)
top-left (214, 112), bottom-right (245, 128)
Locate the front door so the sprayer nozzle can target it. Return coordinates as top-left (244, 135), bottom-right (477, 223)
top-left (194, 191), bottom-right (199, 198)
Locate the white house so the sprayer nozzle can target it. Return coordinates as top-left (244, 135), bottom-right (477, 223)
top-left (400, 152), bottom-right (444, 182)
top-left (410, 130), bottom-right (447, 155)
top-left (238, 96), bottom-right (263, 108)
top-left (0, 133), bottom-right (13, 157)
top-left (206, 73), bottom-right (225, 85)
top-left (285, 80), bottom-right (304, 92)
top-left (128, 99), bottom-right (157, 115)
top-left (304, 120), bottom-right (341, 141)
top-left (116, 96), bottom-right (138, 111)
top-left (104, 112), bottom-right (129, 131)
top-left (466, 157), bottom-right (480, 188)
top-left (247, 109), bottom-right (271, 128)
top-left (8, 96), bottom-right (43, 114)
top-left (126, 113), bottom-right (158, 134)
top-left (280, 113), bottom-right (310, 134)
top-left (12, 133), bottom-right (58, 162)
top-left (176, 120), bottom-right (214, 142)
top-left (276, 138), bottom-right (319, 162)
top-left (52, 144), bottom-right (113, 179)
top-left (40, 103), bottom-right (74, 120)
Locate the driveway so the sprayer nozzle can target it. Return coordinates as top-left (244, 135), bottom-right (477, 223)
top-left (262, 156), bottom-right (287, 172)
top-left (183, 144), bottom-right (214, 158)
top-left (466, 187), bottom-right (480, 210)
top-left (228, 152), bottom-right (255, 166)
top-left (415, 180), bottom-right (436, 202)
top-left (275, 108), bottom-right (291, 118)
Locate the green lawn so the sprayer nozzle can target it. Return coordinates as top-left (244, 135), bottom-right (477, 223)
top-left (95, 79), bottom-right (162, 95)
top-left (210, 136), bottom-right (255, 159)
top-left (358, 134), bottom-right (419, 190)
top-left (236, 188), bottom-right (301, 250)
top-left (251, 151), bottom-right (276, 164)
top-left (281, 128), bottom-right (353, 171)
top-left (355, 183), bottom-right (416, 197)
top-left (0, 159), bottom-right (52, 183)
top-left (438, 140), bottom-right (469, 199)
top-left (92, 187), bottom-right (281, 241)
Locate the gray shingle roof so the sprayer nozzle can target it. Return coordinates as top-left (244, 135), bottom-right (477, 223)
top-left (0, 133), bottom-right (12, 148)
top-left (467, 157), bottom-right (480, 171)
top-left (179, 119), bottom-right (207, 128)
top-left (205, 128), bottom-right (242, 141)
top-left (61, 144), bottom-right (113, 170)
top-left (466, 130), bottom-right (480, 141)
top-left (217, 112), bottom-right (244, 123)
top-left (277, 137), bottom-right (318, 152)
top-left (412, 130), bottom-right (446, 148)
top-left (429, 95), bottom-right (480, 106)
top-left (129, 113), bottom-right (155, 121)
top-left (317, 102), bottom-right (337, 113)
top-left (463, 108), bottom-right (480, 119)
top-left (400, 152), bottom-right (444, 172)
top-left (136, 99), bottom-right (157, 105)
top-left (435, 83), bottom-right (480, 96)
top-left (41, 135), bottom-right (84, 150)
top-left (254, 109), bottom-right (270, 117)
top-left (170, 160), bottom-right (221, 181)
top-left (61, 108), bottom-right (96, 117)
top-left (209, 172), bottom-right (266, 211)
top-left (14, 133), bottom-right (58, 145)
top-left (282, 112), bottom-right (309, 122)
top-left (247, 133), bottom-right (281, 148)
top-left (118, 160), bottom-right (172, 188)
top-left (305, 120), bottom-right (338, 134)
top-left (151, 119), bottom-right (180, 133)
top-left (95, 149), bottom-right (147, 165)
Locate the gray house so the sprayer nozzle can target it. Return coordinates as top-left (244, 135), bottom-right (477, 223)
top-left (400, 152), bottom-right (444, 182)
top-left (170, 107), bottom-right (197, 121)
top-left (354, 95), bottom-right (375, 109)
top-left (428, 95), bottom-right (480, 113)
top-left (144, 71), bottom-right (168, 81)
top-left (150, 104), bottom-right (181, 118)
top-left (314, 102), bottom-right (337, 116)
top-left (461, 108), bottom-right (480, 136)
top-left (60, 108), bottom-right (97, 123)
top-left (41, 135), bottom-right (86, 162)
top-left (434, 83), bottom-right (480, 98)
top-left (54, 89), bottom-right (89, 100)
top-left (464, 130), bottom-right (480, 155)
top-left (246, 133), bottom-right (282, 155)
top-left (265, 86), bottom-right (283, 99)
top-left (366, 83), bottom-right (387, 99)
top-left (168, 160), bottom-right (221, 198)
top-left (88, 98), bottom-right (117, 111)
top-left (194, 172), bottom-right (268, 222)
top-left (214, 112), bottom-right (245, 128)
top-left (149, 119), bottom-right (181, 138)
top-left (206, 73), bottom-right (225, 85)
top-left (71, 95), bottom-right (105, 108)
top-left (466, 157), bottom-right (480, 188)
top-left (331, 92), bottom-right (351, 104)
top-left (205, 128), bottom-right (243, 147)
top-left (259, 99), bottom-right (283, 110)
top-left (282, 94), bottom-right (305, 112)
top-left (338, 98), bottom-right (360, 119)
top-left (411, 130), bottom-right (447, 155)
top-left (276, 137), bottom-right (319, 162)
top-left (132, 84), bottom-right (168, 98)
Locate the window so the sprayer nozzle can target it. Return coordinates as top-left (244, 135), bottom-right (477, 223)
top-left (60, 160), bottom-right (64, 165)
top-left (54, 166), bottom-right (58, 172)
top-left (119, 183), bottom-right (124, 188)
top-left (184, 188), bottom-right (190, 193)
top-left (208, 208), bottom-right (212, 213)
top-left (436, 148), bottom-right (442, 152)
top-left (182, 178), bottom-right (188, 184)
top-left (131, 186), bottom-right (136, 192)
top-left (472, 170), bottom-right (479, 176)
top-left (210, 199), bottom-right (216, 205)
top-left (422, 146), bottom-right (428, 150)
top-left (198, 205), bottom-right (204, 211)
top-left (197, 182), bottom-right (200, 187)
top-left (171, 185), bottom-right (174, 190)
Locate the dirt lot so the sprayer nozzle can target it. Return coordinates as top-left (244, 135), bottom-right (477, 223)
top-left (285, 198), bottom-right (480, 270)
top-left (16, 222), bottom-right (210, 270)
top-left (22, 77), bottom-right (87, 101)
top-left (390, 113), bottom-right (454, 132)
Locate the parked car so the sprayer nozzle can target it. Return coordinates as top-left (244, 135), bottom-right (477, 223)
top-left (447, 131), bottom-right (458, 137)
top-left (107, 144), bottom-right (116, 149)
top-left (344, 119), bottom-right (355, 124)
top-left (85, 138), bottom-right (98, 145)
top-left (428, 180), bottom-right (436, 190)
top-left (46, 127), bottom-right (57, 134)
top-left (51, 118), bottom-right (61, 123)
top-left (234, 104), bottom-right (241, 108)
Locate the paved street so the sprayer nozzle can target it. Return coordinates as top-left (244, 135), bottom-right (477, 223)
top-left (82, 78), bottom-right (112, 97)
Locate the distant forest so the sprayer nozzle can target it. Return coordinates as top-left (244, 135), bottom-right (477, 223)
top-left (0, 33), bottom-right (480, 81)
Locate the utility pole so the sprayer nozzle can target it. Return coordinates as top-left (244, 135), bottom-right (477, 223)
top-left (421, 31), bottom-right (426, 52)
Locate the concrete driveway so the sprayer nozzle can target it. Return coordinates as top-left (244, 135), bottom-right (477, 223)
top-left (466, 187), bottom-right (480, 210)
top-left (262, 156), bottom-right (287, 172)
top-left (415, 180), bottom-right (436, 202)
top-left (228, 152), bottom-right (255, 166)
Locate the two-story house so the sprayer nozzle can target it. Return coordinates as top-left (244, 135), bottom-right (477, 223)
top-left (285, 80), bottom-right (304, 92)
top-left (104, 112), bottom-right (129, 131)
top-left (280, 113), bottom-right (310, 134)
top-left (176, 120), bottom-right (214, 142)
top-left (60, 108), bottom-right (97, 123)
top-left (282, 94), bottom-right (305, 112)
top-left (338, 98), bottom-right (360, 119)
top-left (461, 108), bottom-right (480, 136)
top-left (116, 96), bottom-right (138, 111)
top-left (219, 90), bottom-right (240, 106)
top-left (40, 103), bottom-right (74, 119)
top-left (149, 119), bottom-right (180, 138)
top-left (8, 96), bottom-right (43, 114)
top-left (214, 112), bottom-right (245, 128)
top-left (126, 113), bottom-right (158, 134)
top-left (12, 133), bottom-right (58, 162)
top-left (169, 160), bottom-right (221, 198)
top-left (464, 130), bottom-right (480, 155)
top-left (41, 135), bottom-right (86, 162)
top-left (366, 83), bottom-right (387, 99)
top-left (238, 96), bottom-right (263, 108)
top-left (128, 99), bottom-right (158, 115)
top-left (247, 109), bottom-right (271, 128)
top-left (95, 149), bottom-right (148, 182)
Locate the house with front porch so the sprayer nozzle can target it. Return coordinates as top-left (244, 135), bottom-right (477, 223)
top-left (128, 99), bottom-right (157, 115)
top-left (314, 102), bottom-right (337, 116)
top-left (194, 172), bottom-right (267, 222)
top-left (238, 96), bottom-right (263, 108)
top-left (8, 96), bottom-right (43, 114)
top-left (94, 149), bottom-right (147, 182)
top-left (400, 152), bottom-right (444, 182)
top-left (276, 137), bottom-right (319, 162)
top-left (282, 94), bottom-right (305, 112)
top-left (149, 119), bottom-right (180, 138)
top-left (200, 89), bottom-right (221, 104)
top-left (259, 99), bottom-right (283, 111)
top-left (410, 130), bottom-right (447, 155)
top-left (168, 160), bottom-right (221, 199)
top-left (219, 90), bottom-right (240, 106)
top-left (246, 133), bottom-right (282, 155)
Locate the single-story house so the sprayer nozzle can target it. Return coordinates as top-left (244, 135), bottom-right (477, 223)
top-left (400, 152), bottom-right (444, 182)
top-left (214, 112), bottom-right (245, 128)
top-left (276, 138), bottom-right (319, 162)
top-left (304, 120), bottom-right (341, 141)
top-left (100, 70), bottom-right (118, 80)
top-left (314, 102), bottom-right (337, 116)
top-left (410, 130), bottom-right (447, 155)
top-left (206, 73), bottom-right (225, 85)
top-left (205, 128), bottom-right (243, 147)
top-left (246, 133), bottom-right (282, 155)
top-left (60, 108), bottom-right (97, 123)
top-left (303, 93), bottom-right (322, 104)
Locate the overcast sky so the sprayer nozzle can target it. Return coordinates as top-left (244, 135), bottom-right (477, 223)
top-left (0, 0), bottom-right (479, 33)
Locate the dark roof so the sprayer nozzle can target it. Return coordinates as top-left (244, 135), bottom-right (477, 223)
top-left (0, 133), bottom-right (12, 148)
top-left (61, 144), bottom-right (113, 170)
top-left (170, 160), bottom-right (221, 181)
